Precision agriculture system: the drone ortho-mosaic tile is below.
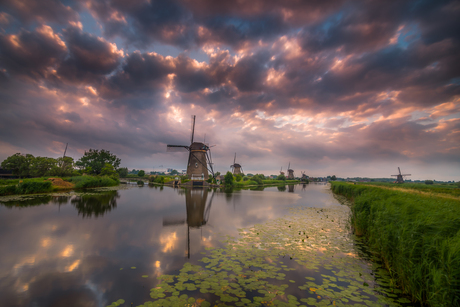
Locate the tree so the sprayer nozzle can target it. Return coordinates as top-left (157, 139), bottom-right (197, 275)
top-left (138, 170), bottom-right (145, 177)
top-left (1, 153), bottom-right (34, 178)
top-left (76, 149), bottom-right (121, 175)
top-left (277, 173), bottom-right (286, 181)
top-left (30, 156), bottom-right (57, 177)
top-left (215, 171), bottom-right (221, 177)
top-left (117, 167), bottom-right (128, 178)
top-left (331, 175), bottom-right (337, 181)
top-left (224, 171), bottom-right (234, 186)
top-left (101, 163), bottom-right (118, 177)
top-left (235, 174), bottom-right (242, 182)
top-left (170, 169), bottom-right (179, 175)
top-left (425, 180), bottom-right (434, 185)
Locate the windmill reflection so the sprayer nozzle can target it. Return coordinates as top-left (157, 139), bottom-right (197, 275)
top-left (288, 185), bottom-right (295, 193)
top-left (71, 191), bottom-right (119, 218)
top-left (163, 188), bottom-right (214, 258)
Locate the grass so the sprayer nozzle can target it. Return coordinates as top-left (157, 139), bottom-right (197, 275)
top-left (359, 181), bottom-right (460, 197)
top-left (331, 182), bottom-right (460, 306)
top-left (68, 176), bottom-right (119, 189)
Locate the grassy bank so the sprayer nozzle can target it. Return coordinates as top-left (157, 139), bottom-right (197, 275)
top-left (0, 176), bottom-right (119, 196)
top-left (68, 176), bottom-right (119, 188)
top-left (331, 182), bottom-right (460, 306)
top-left (360, 181), bottom-right (460, 197)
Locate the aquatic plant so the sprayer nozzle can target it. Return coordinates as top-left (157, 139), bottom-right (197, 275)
top-left (332, 182), bottom-right (460, 306)
top-left (115, 206), bottom-right (407, 307)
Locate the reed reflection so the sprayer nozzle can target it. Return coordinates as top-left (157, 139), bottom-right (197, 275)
top-left (163, 188), bottom-right (214, 258)
top-left (71, 191), bottom-right (119, 218)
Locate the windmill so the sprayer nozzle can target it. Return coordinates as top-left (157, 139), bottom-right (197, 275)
top-left (280, 166), bottom-right (285, 176)
top-left (167, 116), bottom-right (215, 185)
top-left (391, 167), bottom-right (411, 183)
top-left (163, 189), bottom-right (215, 258)
top-left (287, 162), bottom-right (294, 179)
top-left (230, 153), bottom-right (243, 175)
top-left (300, 171), bottom-right (308, 182)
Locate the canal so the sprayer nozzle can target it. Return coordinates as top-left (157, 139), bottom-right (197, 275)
top-left (0, 183), bottom-right (409, 306)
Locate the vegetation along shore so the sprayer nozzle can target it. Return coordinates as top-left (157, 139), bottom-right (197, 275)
top-left (331, 181), bottom-right (460, 306)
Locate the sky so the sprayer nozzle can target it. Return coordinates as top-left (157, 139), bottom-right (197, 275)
top-left (0, 0), bottom-right (459, 181)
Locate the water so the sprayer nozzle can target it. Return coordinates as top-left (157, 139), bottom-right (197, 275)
top-left (0, 184), bottom-right (407, 306)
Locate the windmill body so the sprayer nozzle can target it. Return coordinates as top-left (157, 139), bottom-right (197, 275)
top-left (187, 142), bottom-right (210, 180)
top-left (287, 162), bottom-right (294, 179)
top-left (230, 153), bottom-right (243, 175)
top-left (391, 167), bottom-right (411, 183)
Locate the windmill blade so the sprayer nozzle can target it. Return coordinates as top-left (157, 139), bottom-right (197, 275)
top-left (234, 153), bottom-right (236, 165)
top-left (191, 115), bottom-right (196, 144)
top-left (167, 145), bottom-right (190, 152)
top-left (402, 174), bottom-right (411, 176)
top-left (288, 162), bottom-right (290, 170)
top-left (163, 217), bottom-right (186, 226)
top-left (63, 143), bottom-right (68, 158)
top-left (398, 167), bottom-right (401, 175)
top-left (240, 166), bottom-right (244, 173)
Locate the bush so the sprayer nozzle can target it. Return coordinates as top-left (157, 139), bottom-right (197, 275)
top-left (0, 185), bottom-right (18, 196)
top-left (69, 176), bottom-right (119, 189)
top-left (243, 176), bottom-right (249, 181)
top-left (235, 174), bottom-right (242, 182)
top-left (425, 180), bottom-right (434, 185)
top-left (224, 171), bottom-right (234, 186)
top-left (16, 181), bottom-right (53, 194)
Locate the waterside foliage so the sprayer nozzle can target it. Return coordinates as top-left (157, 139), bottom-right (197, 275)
top-left (0, 176), bottom-right (119, 196)
top-left (331, 182), bottom-right (460, 306)
top-left (68, 176), bottom-right (119, 189)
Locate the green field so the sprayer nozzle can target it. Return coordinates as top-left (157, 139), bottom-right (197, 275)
top-left (331, 182), bottom-right (460, 306)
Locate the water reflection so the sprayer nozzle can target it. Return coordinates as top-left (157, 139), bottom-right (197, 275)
top-left (71, 191), bottom-right (119, 218)
top-left (288, 184), bottom-right (295, 193)
top-left (163, 188), bottom-right (214, 258)
top-left (277, 185), bottom-right (286, 191)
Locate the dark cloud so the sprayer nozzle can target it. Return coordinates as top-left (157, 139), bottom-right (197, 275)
top-left (0, 0), bottom-right (79, 25)
top-left (56, 27), bottom-right (123, 84)
top-left (0, 26), bottom-right (67, 79)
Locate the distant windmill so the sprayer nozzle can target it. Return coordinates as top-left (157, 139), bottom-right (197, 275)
top-left (300, 171), bottom-right (308, 182)
top-left (280, 166), bottom-right (285, 176)
top-left (167, 116), bottom-right (215, 185)
top-left (287, 162), bottom-right (294, 179)
top-left (230, 153), bottom-right (243, 175)
top-left (391, 167), bottom-right (411, 183)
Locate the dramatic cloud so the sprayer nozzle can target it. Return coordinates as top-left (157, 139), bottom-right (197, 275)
top-left (0, 0), bottom-right (459, 180)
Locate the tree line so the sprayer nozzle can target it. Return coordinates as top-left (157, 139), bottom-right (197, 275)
top-left (1, 149), bottom-right (123, 178)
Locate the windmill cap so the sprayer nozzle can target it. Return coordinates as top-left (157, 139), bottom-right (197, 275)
top-left (190, 142), bottom-right (208, 150)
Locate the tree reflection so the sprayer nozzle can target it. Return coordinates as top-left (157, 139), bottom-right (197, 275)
top-left (0, 195), bottom-right (53, 207)
top-left (71, 191), bottom-right (119, 218)
top-left (277, 185), bottom-right (286, 192)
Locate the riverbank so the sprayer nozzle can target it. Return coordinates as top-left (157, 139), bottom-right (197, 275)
top-left (331, 181), bottom-right (460, 306)
top-left (0, 176), bottom-right (119, 196)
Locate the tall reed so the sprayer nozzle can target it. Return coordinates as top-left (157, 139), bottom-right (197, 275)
top-left (331, 182), bottom-right (460, 306)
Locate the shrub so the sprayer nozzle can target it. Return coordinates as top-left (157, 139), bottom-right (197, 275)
top-left (425, 180), bottom-right (434, 185)
top-left (69, 176), bottom-right (119, 189)
top-left (0, 185), bottom-right (18, 196)
top-left (16, 181), bottom-right (52, 194)
top-left (235, 174), bottom-right (242, 182)
top-left (224, 171), bottom-right (234, 186)
top-left (243, 176), bottom-right (249, 181)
